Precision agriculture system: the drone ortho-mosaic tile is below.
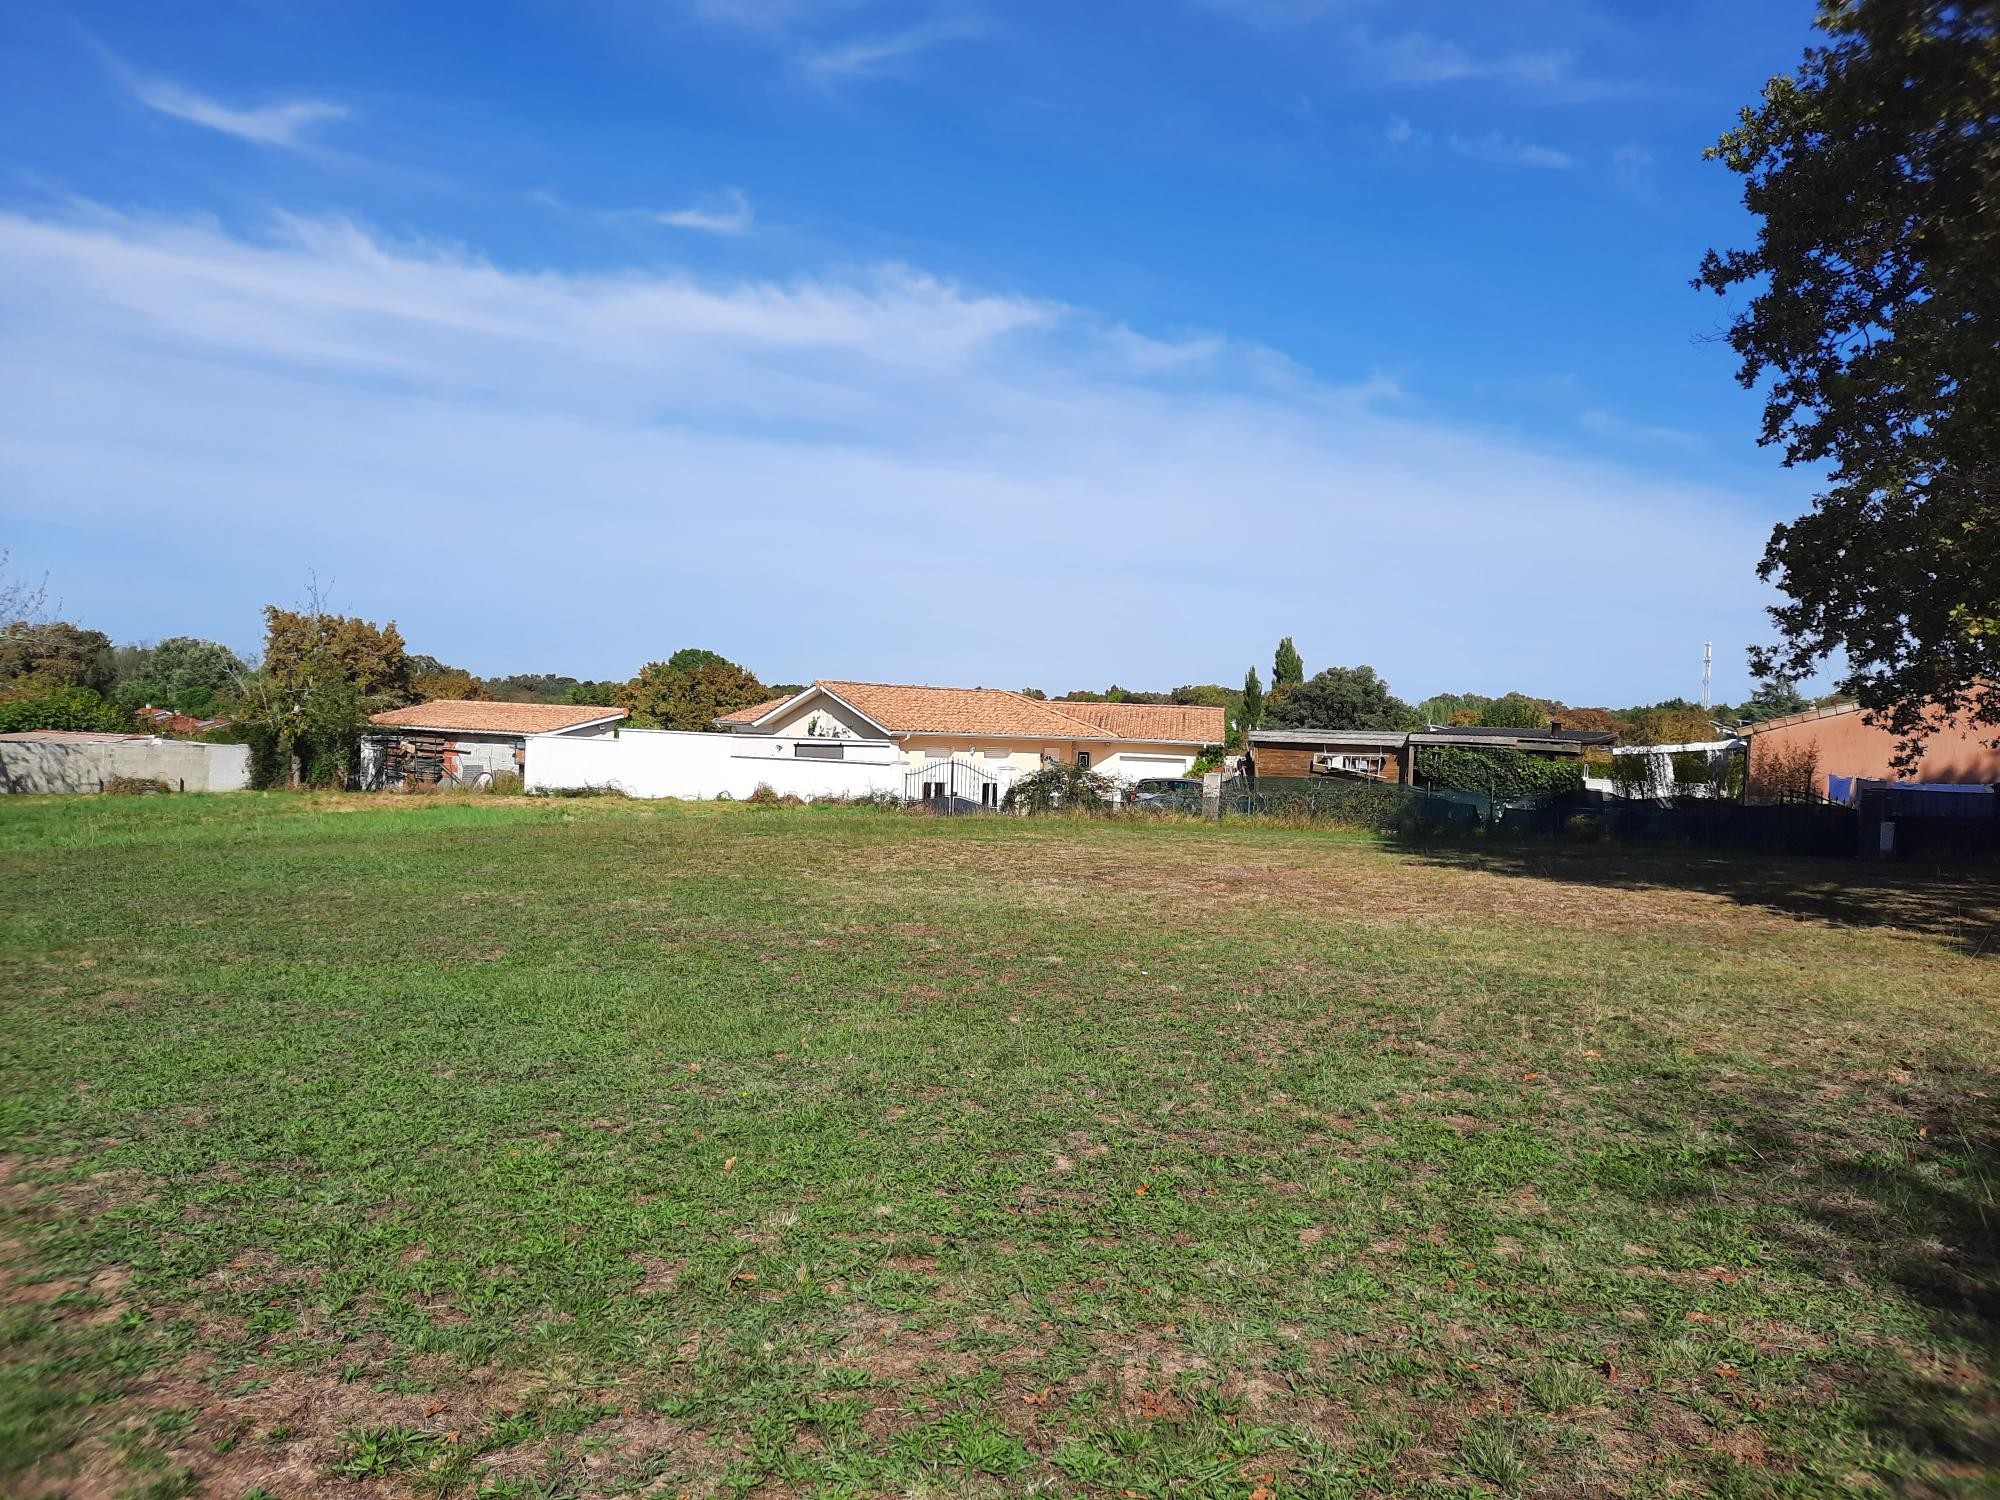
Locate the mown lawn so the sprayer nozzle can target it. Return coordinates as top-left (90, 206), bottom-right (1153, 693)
top-left (2, 793), bottom-right (1997, 1499)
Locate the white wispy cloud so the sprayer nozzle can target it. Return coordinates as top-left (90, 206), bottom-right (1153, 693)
top-left (679, 0), bottom-right (866, 30)
top-left (1611, 144), bottom-right (1656, 201)
top-left (1189, 0), bottom-right (1351, 22)
top-left (1449, 132), bottom-right (1575, 170)
top-left (1357, 30), bottom-right (1571, 88)
top-left (1581, 409), bottom-right (1700, 448)
top-left (1384, 114), bottom-right (1419, 145)
top-left (124, 74), bottom-right (347, 149)
top-left (657, 187), bottom-right (756, 235)
top-left (796, 18), bottom-right (979, 83)
top-left (0, 205), bottom-right (1776, 698)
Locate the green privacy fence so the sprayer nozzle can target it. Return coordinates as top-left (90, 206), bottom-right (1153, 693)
top-left (1203, 777), bottom-right (1861, 856)
top-left (1217, 776), bottom-right (1487, 832)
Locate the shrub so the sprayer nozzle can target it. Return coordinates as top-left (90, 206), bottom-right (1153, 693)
top-left (105, 775), bottom-right (172, 796)
top-left (807, 789), bottom-right (903, 810)
top-left (1003, 762), bottom-right (1120, 814)
top-left (526, 783), bottom-right (629, 799)
top-left (1415, 746), bottom-right (1582, 799)
top-left (235, 669), bottom-right (368, 789)
top-left (482, 771), bottom-right (524, 795)
top-left (1748, 737), bottom-right (1820, 803)
top-left (0, 686), bottom-right (128, 734)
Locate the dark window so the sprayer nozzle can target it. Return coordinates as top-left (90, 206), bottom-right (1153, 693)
top-left (1076, 751), bottom-right (1092, 768)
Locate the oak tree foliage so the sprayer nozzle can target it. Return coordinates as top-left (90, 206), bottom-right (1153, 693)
top-left (1697, 0), bottom-right (2000, 761)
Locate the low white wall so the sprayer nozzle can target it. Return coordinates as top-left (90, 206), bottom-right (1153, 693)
top-left (526, 729), bottom-right (909, 801)
top-left (0, 738), bottom-right (251, 794)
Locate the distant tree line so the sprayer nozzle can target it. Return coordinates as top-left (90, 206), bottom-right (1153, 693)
top-left (0, 548), bottom-right (1852, 789)
top-left (0, 558), bottom-right (794, 785)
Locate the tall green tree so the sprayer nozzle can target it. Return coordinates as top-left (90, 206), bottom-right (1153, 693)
top-left (117, 636), bottom-right (247, 713)
top-left (1272, 636), bottom-right (1304, 690)
top-left (0, 620), bottom-right (114, 695)
top-left (1240, 667), bottom-right (1264, 731)
top-left (619, 654), bottom-right (767, 730)
top-left (1263, 666), bottom-right (1418, 732)
top-left (1740, 677), bottom-right (1811, 723)
top-left (1697, 0), bottom-right (2000, 762)
top-left (1476, 692), bottom-right (1552, 730)
top-left (261, 605), bottom-right (412, 705)
top-left (243, 602), bottom-right (412, 787)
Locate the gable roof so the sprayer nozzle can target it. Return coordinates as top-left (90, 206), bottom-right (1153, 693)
top-left (722, 681), bottom-right (1223, 744)
top-left (718, 695), bottom-right (794, 725)
top-left (368, 700), bottom-right (625, 735)
top-left (1741, 702), bottom-right (1859, 735)
top-left (1050, 700), bottom-right (1227, 744)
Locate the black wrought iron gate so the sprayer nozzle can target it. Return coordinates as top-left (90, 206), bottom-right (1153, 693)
top-left (904, 756), bottom-right (1002, 814)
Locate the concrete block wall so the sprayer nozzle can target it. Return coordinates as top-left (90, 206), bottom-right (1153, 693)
top-left (0, 739), bottom-right (251, 794)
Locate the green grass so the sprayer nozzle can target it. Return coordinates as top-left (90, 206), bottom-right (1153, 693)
top-left (1, 791), bottom-right (1996, 1497)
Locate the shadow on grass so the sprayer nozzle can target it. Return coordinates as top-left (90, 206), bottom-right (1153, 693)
top-left (1388, 837), bottom-right (2000, 958)
top-left (1613, 1053), bottom-right (2000, 1481)
top-left (1388, 838), bottom-right (2000, 1474)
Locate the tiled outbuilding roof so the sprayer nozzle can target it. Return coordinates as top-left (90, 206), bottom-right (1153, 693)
top-left (368, 700), bottom-right (625, 735)
top-left (717, 695), bottom-right (793, 725)
top-left (1050, 700), bottom-right (1227, 744)
top-left (1741, 702), bottom-right (1859, 734)
top-left (724, 681), bottom-right (1223, 744)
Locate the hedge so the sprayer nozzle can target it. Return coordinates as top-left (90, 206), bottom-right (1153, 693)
top-left (1414, 745), bottom-right (1582, 799)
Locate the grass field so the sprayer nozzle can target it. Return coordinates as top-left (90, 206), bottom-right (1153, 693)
top-left (3, 793), bottom-right (1997, 1499)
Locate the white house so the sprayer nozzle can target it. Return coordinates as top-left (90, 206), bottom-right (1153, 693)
top-left (717, 680), bottom-right (1224, 785)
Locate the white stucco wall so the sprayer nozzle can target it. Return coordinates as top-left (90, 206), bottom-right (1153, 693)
top-left (897, 740), bottom-right (1196, 779)
top-left (527, 729), bottom-right (909, 800)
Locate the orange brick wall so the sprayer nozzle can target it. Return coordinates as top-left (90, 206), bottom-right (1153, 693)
top-left (1749, 709), bottom-right (2000, 796)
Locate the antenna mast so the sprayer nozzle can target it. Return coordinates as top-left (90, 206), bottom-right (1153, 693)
top-left (1701, 641), bottom-right (1713, 710)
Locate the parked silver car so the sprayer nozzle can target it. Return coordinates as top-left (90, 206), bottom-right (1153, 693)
top-left (1127, 776), bottom-right (1203, 810)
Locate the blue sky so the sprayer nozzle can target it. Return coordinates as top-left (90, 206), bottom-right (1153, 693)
top-left (0, 0), bottom-right (1825, 705)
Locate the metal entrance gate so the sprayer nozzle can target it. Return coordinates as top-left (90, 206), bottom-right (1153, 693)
top-left (904, 756), bottom-right (1003, 814)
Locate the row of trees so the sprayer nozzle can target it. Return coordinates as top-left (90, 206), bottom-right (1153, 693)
top-left (0, 560), bottom-right (792, 783)
top-left (1226, 636), bottom-right (1833, 750)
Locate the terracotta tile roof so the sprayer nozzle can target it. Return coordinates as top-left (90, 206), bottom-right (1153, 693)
top-left (732, 681), bottom-right (1221, 744)
top-left (812, 681), bottom-right (1090, 738)
top-left (0, 730), bottom-right (149, 743)
top-left (1050, 700), bottom-right (1227, 744)
top-left (368, 700), bottom-right (625, 735)
top-left (1741, 702), bottom-right (1859, 734)
top-left (718, 695), bottom-right (793, 724)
